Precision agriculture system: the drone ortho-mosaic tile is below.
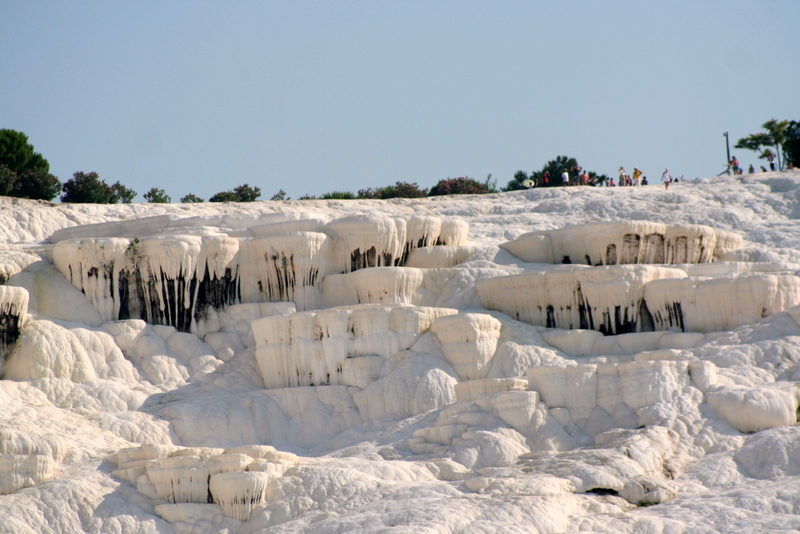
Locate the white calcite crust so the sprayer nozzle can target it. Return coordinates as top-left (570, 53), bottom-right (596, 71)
top-left (209, 471), bottom-right (271, 520)
top-left (1, 173), bottom-right (800, 532)
top-left (145, 455), bottom-right (211, 504)
top-left (477, 264), bottom-right (686, 334)
top-left (253, 304), bottom-right (456, 389)
top-left (431, 313), bottom-right (502, 380)
top-left (48, 214), bottom-right (464, 333)
top-left (0, 454), bottom-right (56, 495)
top-left (501, 221), bottom-right (742, 265)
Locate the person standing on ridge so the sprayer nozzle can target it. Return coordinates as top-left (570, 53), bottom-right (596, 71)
top-left (632, 167), bottom-right (642, 186)
top-left (662, 168), bottom-right (672, 189)
top-left (767, 151), bottom-right (776, 171)
top-left (571, 165), bottom-right (582, 186)
top-left (731, 156), bottom-right (740, 175)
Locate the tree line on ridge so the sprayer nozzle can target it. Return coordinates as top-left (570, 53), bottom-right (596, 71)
top-left (2, 121), bottom-right (798, 204)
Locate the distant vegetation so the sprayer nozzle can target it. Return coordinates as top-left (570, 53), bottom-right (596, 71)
top-left (209, 183), bottom-right (261, 203)
top-left (358, 181), bottom-right (429, 199)
top-left (736, 119), bottom-right (800, 170)
top-left (19, 125), bottom-right (773, 204)
top-left (144, 187), bottom-right (171, 203)
top-left (504, 155), bottom-right (610, 190)
top-left (321, 191), bottom-right (356, 200)
top-left (299, 177), bottom-right (498, 201)
top-left (180, 193), bottom-right (203, 203)
top-left (429, 176), bottom-right (494, 196)
top-left (61, 171), bottom-right (136, 204)
top-left (0, 129), bottom-right (61, 200)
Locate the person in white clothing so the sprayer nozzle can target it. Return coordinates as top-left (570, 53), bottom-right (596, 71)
top-left (661, 168), bottom-right (672, 190)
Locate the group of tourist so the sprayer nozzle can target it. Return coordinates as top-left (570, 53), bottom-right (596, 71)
top-left (729, 154), bottom-right (778, 175)
top-left (614, 167), bottom-right (650, 187)
top-left (558, 166), bottom-right (595, 186)
top-left (533, 155), bottom-right (790, 191)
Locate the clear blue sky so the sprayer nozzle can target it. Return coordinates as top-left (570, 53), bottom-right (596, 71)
top-left (2, 1), bottom-right (798, 201)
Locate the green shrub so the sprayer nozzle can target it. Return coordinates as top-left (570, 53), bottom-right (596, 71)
top-left (321, 191), bottom-right (356, 199)
top-left (429, 176), bottom-right (490, 196)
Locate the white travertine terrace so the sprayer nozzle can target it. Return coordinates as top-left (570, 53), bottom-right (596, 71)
top-left (254, 304), bottom-right (457, 389)
top-left (109, 444), bottom-right (292, 521)
top-left (644, 273), bottom-right (800, 332)
top-left (209, 471), bottom-right (271, 521)
top-left (0, 454), bottom-right (56, 495)
top-left (453, 377), bottom-right (528, 403)
top-left (708, 384), bottom-right (800, 433)
top-left (2, 173), bottom-right (800, 532)
top-left (501, 222), bottom-right (742, 265)
top-left (52, 237), bottom-right (130, 323)
top-left (48, 215), bottom-right (465, 332)
top-left (145, 455), bottom-right (211, 504)
top-left (477, 264), bottom-right (686, 333)
top-left (0, 248), bottom-right (39, 284)
top-left (431, 313), bottom-right (502, 380)
top-left (477, 264), bottom-right (800, 334)
top-left (238, 232), bottom-right (327, 311)
top-left (324, 215), bottom-right (468, 273)
top-left (325, 216), bottom-right (406, 272)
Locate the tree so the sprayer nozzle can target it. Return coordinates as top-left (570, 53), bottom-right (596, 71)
top-left (735, 119), bottom-right (793, 170)
top-left (504, 156), bottom-right (581, 190)
top-left (111, 182), bottom-right (136, 204)
top-left (504, 170), bottom-right (534, 191)
top-left (61, 172), bottom-right (111, 203)
top-left (484, 173), bottom-right (498, 193)
top-left (180, 193), bottom-right (204, 203)
top-left (270, 189), bottom-right (289, 201)
top-left (429, 177), bottom-right (491, 196)
top-left (0, 165), bottom-right (17, 196)
top-left (13, 168), bottom-right (62, 200)
top-left (783, 121), bottom-right (800, 168)
top-left (234, 183), bottom-right (261, 202)
top-left (0, 129), bottom-right (61, 200)
top-left (209, 183), bottom-right (262, 202)
top-left (0, 129), bottom-right (40, 175)
top-left (356, 188), bottom-right (381, 199)
top-left (61, 171), bottom-right (136, 204)
top-left (208, 191), bottom-right (240, 202)
top-left (535, 155), bottom-right (579, 188)
top-left (357, 181), bottom-right (428, 199)
top-left (320, 191), bottom-right (355, 199)
top-left (380, 181), bottom-right (427, 199)
top-left (144, 187), bottom-right (171, 203)
top-left (503, 156), bottom-right (608, 190)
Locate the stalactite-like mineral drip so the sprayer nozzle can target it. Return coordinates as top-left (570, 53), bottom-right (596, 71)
top-left (0, 285), bottom-right (28, 363)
